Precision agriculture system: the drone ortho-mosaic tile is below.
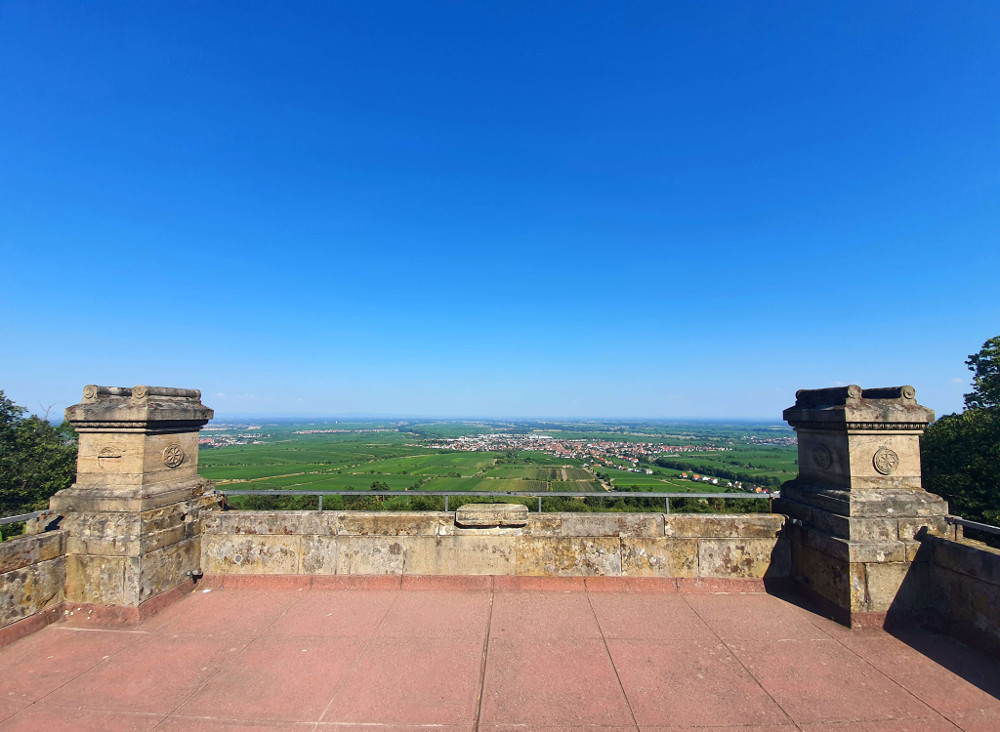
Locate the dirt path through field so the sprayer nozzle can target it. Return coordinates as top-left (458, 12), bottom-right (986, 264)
top-left (581, 464), bottom-right (612, 492)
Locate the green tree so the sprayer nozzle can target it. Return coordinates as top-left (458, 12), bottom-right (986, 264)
top-left (922, 337), bottom-right (1000, 529)
top-left (922, 409), bottom-right (1000, 525)
top-left (0, 390), bottom-right (78, 525)
top-left (964, 336), bottom-right (1000, 410)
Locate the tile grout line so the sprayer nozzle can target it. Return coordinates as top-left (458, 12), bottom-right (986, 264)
top-left (584, 579), bottom-right (640, 731)
top-left (678, 592), bottom-right (803, 732)
top-left (314, 581), bottom-right (401, 727)
top-left (472, 575), bottom-right (496, 732)
top-left (819, 623), bottom-right (965, 729)
top-left (8, 622), bottom-right (155, 719)
top-left (151, 583), bottom-right (313, 729)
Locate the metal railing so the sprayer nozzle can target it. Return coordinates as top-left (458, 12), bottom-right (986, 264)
top-left (217, 489), bottom-right (779, 513)
top-left (946, 515), bottom-right (1000, 537)
top-left (0, 509), bottom-right (54, 527)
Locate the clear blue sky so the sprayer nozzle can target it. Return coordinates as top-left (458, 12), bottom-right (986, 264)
top-left (2, 1), bottom-right (998, 420)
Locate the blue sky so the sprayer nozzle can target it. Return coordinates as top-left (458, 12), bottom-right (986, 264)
top-left (2, 1), bottom-right (998, 420)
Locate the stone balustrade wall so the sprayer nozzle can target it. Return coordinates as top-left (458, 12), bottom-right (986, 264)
top-left (0, 531), bottom-right (66, 645)
top-left (920, 534), bottom-right (1000, 656)
top-left (200, 510), bottom-right (791, 583)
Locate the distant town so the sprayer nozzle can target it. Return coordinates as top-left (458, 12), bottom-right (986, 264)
top-left (419, 433), bottom-right (731, 475)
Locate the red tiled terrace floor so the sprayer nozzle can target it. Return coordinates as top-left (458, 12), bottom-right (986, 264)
top-left (1, 575), bottom-right (999, 731)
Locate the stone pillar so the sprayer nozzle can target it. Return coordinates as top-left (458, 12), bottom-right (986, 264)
top-left (778, 385), bottom-right (948, 629)
top-left (49, 385), bottom-right (219, 618)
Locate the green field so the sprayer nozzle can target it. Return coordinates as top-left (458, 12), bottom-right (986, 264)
top-left (421, 477), bottom-right (549, 492)
top-left (199, 418), bottom-right (794, 513)
top-left (548, 480), bottom-right (604, 493)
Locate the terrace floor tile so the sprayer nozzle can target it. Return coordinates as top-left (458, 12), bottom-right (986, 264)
top-left (607, 637), bottom-right (791, 728)
top-left (323, 636), bottom-right (484, 726)
top-left (0, 698), bottom-right (29, 726)
top-left (158, 718), bottom-right (316, 731)
top-left (156, 587), bottom-right (300, 636)
top-left (796, 718), bottom-right (961, 731)
top-left (376, 589), bottom-right (491, 639)
top-left (728, 637), bottom-right (941, 726)
top-left (479, 637), bottom-right (635, 728)
top-left (0, 627), bottom-right (142, 703)
top-left (589, 591), bottom-right (715, 641)
top-left (0, 704), bottom-right (164, 731)
top-left (177, 635), bottom-right (367, 723)
top-left (267, 589), bottom-right (397, 638)
top-left (944, 707), bottom-right (1000, 732)
top-left (639, 726), bottom-right (797, 732)
top-left (489, 588), bottom-right (603, 639)
top-left (318, 725), bottom-right (475, 732)
top-left (483, 727), bottom-right (637, 732)
top-left (39, 632), bottom-right (252, 715)
top-left (683, 591), bottom-right (835, 641)
top-left (836, 631), bottom-right (1000, 717)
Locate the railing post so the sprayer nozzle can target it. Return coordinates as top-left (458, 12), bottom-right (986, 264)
top-left (538, 495), bottom-right (542, 513)
top-left (444, 495), bottom-right (449, 512)
top-left (665, 496), bottom-right (670, 514)
top-left (318, 494), bottom-right (323, 512)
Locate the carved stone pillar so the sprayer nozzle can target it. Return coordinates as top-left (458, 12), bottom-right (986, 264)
top-left (50, 386), bottom-right (219, 618)
top-left (778, 385), bottom-right (948, 629)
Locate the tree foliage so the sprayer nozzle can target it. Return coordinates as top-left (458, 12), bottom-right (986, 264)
top-left (964, 335), bottom-right (1000, 411)
top-left (0, 390), bottom-right (78, 519)
top-left (922, 337), bottom-right (1000, 530)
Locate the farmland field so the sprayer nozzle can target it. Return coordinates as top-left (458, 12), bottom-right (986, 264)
top-left (199, 417), bottom-right (795, 512)
top-left (421, 477), bottom-right (549, 492)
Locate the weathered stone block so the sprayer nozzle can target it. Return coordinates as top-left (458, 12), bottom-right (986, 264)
top-left (0, 557), bottom-right (65, 628)
top-left (405, 536), bottom-right (516, 575)
top-left (335, 512), bottom-right (453, 537)
top-left (335, 536), bottom-right (410, 574)
top-left (791, 534), bottom-right (850, 610)
top-left (64, 554), bottom-right (138, 605)
top-left (139, 537), bottom-right (201, 601)
top-left (455, 503), bottom-right (528, 528)
top-left (520, 513), bottom-right (663, 538)
top-left (207, 511), bottom-right (310, 536)
top-left (850, 517), bottom-right (902, 543)
top-left (928, 562), bottom-right (1000, 653)
top-left (300, 536), bottom-right (339, 574)
top-left (848, 561), bottom-right (869, 614)
top-left (698, 538), bottom-right (788, 578)
top-left (522, 513), bottom-right (563, 536)
top-left (927, 536), bottom-right (1000, 585)
top-left (0, 532), bottom-right (65, 574)
top-left (621, 538), bottom-right (697, 577)
top-left (63, 512), bottom-right (142, 556)
top-left (863, 562), bottom-right (911, 613)
top-left (848, 489), bottom-right (949, 518)
top-left (897, 515), bottom-right (948, 541)
top-left (561, 513), bottom-right (663, 538)
top-left (201, 535), bottom-right (302, 575)
top-left (664, 514), bottom-right (784, 539)
top-left (516, 537), bottom-right (621, 576)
